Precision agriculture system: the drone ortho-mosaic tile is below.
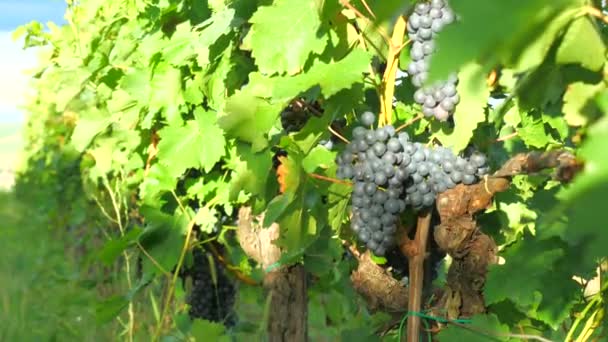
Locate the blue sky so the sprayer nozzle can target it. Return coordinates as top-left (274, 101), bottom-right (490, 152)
top-left (0, 0), bottom-right (66, 123)
top-left (0, 0), bottom-right (66, 30)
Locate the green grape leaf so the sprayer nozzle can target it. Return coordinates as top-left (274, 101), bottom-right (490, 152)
top-left (219, 87), bottom-right (285, 151)
top-left (327, 182), bottom-right (351, 232)
top-left (302, 145), bottom-right (335, 173)
top-left (485, 237), bottom-right (564, 309)
top-left (157, 109), bottom-right (225, 177)
top-left (541, 110), bottom-right (569, 141)
top-left (434, 63), bottom-right (489, 152)
top-left (190, 319), bottom-right (229, 341)
top-left (562, 81), bottom-right (604, 127)
top-left (97, 227), bottom-right (143, 265)
top-left (272, 49), bottom-right (372, 100)
top-left (268, 153), bottom-right (326, 252)
top-left (556, 16), bottom-right (606, 72)
top-left (194, 207), bottom-right (218, 234)
top-left (139, 163), bottom-right (177, 206)
top-left (194, 8), bottom-right (236, 66)
top-left (263, 194), bottom-right (291, 228)
top-left (148, 62), bottom-right (184, 125)
top-left (539, 117), bottom-right (608, 264)
top-left (194, 109), bottom-right (226, 172)
top-left (436, 314), bottom-right (510, 342)
top-left (518, 111), bottom-right (554, 148)
top-left (163, 21), bottom-right (199, 66)
top-left (70, 110), bottom-right (112, 152)
top-left (428, 0), bottom-right (574, 81)
top-left (246, 0), bottom-right (327, 75)
top-left (226, 143), bottom-right (274, 201)
top-left (288, 115), bottom-right (335, 155)
top-left (138, 207), bottom-right (189, 276)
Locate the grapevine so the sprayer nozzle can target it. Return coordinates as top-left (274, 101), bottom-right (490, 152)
top-left (5, 0), bottom-right (607, 341)
top-left (336, 111), bottom-right (489, 255)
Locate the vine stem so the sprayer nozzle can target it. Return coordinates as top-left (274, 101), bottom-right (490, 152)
top-left (395, 114), bottom-right (424, 132)
top-left (309, 173), bottom-right (352, 186)
top-left (102, 176), bottom-right (135, 342)
top-left (328, 125), bottom-right (350, 144)
top-left (153, 193), bottom-right (220, 341)
top-left (406, 210), bottom-right (432, 342)
top-left (496, 131), bottom-right (519, 142)
top-left (584, 5), bottom-right (608, 23)
top-left (359, 0), bottom-right (376, 19)
top-left (379, 16), bottom-right (408, 127)
top-left (339, 0), bottom-right (392, 45)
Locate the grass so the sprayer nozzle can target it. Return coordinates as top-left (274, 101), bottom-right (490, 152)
top-left (0, 191), bottom-right (103, 341)
top-left (0, 122), bottom-right (22, 164)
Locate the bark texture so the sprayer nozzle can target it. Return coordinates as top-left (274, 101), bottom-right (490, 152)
top-left (237, 207), bottom-right (307, 342)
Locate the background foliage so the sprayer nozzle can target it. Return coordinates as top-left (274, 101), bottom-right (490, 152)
top-left (5, 0), bottom-right (608, 340)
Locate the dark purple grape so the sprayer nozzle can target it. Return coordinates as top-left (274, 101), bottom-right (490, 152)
top-left (410, 192), bottom-right (423, 207)
top-left (395, 168), bottom-right (408, 181)
top-left (373, 191), bottom-right (388, 204)
top-left (384, 199), bottom-right (401, 214)
top-left (450, 170), bottom-right (463, 183)
top-left (464, 163), bottom-right (477, 175)
top-left (420, 16), bottom-right (432, 28)
top-left (375, 130), bottom-right (389, 143)
top-left (361, 111), bottom-right (375, 126)
top-left (415, 2), bottom-right (430, 14)
top-left (372, 231), bottom-right (384, 242)
top-left (360, 209), bottom-right (372, 222)
top-left (375, 246), bottom-right (387, 256)
top-left (422, 193), bottom-right (435, 206)
top-left (383, 224), bottom-right (397, 234)
top-left (381, 213), bottom-right (395, 225)
top-left (359, 230), bottom-right (371, 242)
top-left (462, 174), bottom-right (476, 185)
top-left (373, 142), bottom-right (387, 156)
top-left (353, 182), bottom-right (366, 195)
top-left (370, 205), bottom-right (383, 216)
top-left (471, 153), bottom-right (487, 167)
top-left (365, 131), bottom-right (376, 144)
top-left (382, 151), bottom-right (397, 164)
top-left (367, 240), bottom-right (379, 250)
top-left (375, 172), bottom-right (387, 185)
top-left (365, 182), bottom-right (376, 195)
top-left (477, 166), bottom-right (490, 176)
top-left (418, 162), bottom-right (430, 176)
top-left (369, 218), bottom-right (382, 231)
top-left (417, 182), bottom-right (431, 194)
top-left (353, 126), bottom-right (367, 139)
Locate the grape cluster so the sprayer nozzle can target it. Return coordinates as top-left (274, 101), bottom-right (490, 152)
top-left (280, 99), bottom-right (323, 133)
top-left (281, 108), bottom-right (311, 133)
top-left (336, 111), bottom-right (489, 255)
top-left (187, 248), bottom-right (236, 326)
top-left (407, 0), bottom-right (459, 121)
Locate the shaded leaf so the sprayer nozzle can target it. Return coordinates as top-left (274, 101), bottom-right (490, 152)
top-left (556, 16), bottom-right (606, 72)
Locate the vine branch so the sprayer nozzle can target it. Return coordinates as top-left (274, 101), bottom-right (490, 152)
top-left (406, 210), bottom-right (432, 342)
top-left (380, 16), bottom-right (408, 127)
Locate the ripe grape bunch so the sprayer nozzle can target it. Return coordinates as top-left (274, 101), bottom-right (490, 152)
top-left (407, 0), bottom-right (459, 121)
top-left (336, 112), bottom-right (489, 256)
top-left (187, 248), bottom-right (236, 326)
